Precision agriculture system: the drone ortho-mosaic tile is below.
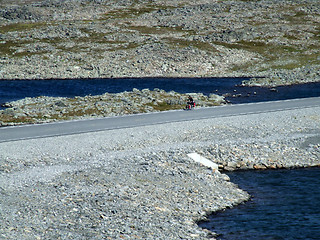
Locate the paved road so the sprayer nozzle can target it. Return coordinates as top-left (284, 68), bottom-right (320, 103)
top-left (1, 97), bottom-right (320, 143)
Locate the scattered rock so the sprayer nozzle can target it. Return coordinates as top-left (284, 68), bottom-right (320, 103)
top-left (0, 89), bottom-right (225, 126)
top-left (0, 0), bottom-right (318, 85)
top-left (0, 101), bottom-right (319, 239)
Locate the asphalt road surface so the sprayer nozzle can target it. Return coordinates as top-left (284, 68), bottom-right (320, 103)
top-left (1, 97), bottom-right (320, 143)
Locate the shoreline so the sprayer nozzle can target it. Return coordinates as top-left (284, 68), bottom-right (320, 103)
top-left (1, 78), bottom-right (320, 127)
top-left (0, 63), bottom-right (319, 88)
top-left (1, 75), bottom-right (320, 87)
top-left (0, 88), bottom-right (226, 127)
top-left (1, 0), bottom-right (319, 237)
top-left (1, 106), bottom-right (319, 239)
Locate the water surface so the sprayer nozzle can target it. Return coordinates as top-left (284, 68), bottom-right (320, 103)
top-left (199, 168), bottom-right (320, 240)
top-left (1, 78), bottom-right (320, 238)
top-left (1, 78), bottom-right (320, 108)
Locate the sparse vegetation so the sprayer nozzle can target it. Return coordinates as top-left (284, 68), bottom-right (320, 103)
top-left (0, 89), bottom-right (225, 126)
top-left (101, 4), bottom-right (174, 20)
top-left (164, 37), bottom-right (217, 52)
top-left (0, 0), bottom-right (319, 84)
top-left (0, 22), bottom-right (48, 34)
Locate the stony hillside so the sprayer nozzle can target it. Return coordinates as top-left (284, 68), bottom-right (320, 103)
top-left (0, 0), bottom-right (319, 85)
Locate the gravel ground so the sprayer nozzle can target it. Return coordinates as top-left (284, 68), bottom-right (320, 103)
top-left (0, 0), bottom-right (319, 84)
top-left (0, 106), bottom-right (320, 239)
top-left (0, 89), bottom-right (225, 127)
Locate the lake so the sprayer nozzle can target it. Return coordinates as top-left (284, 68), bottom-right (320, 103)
top-left (1, 77), bottom-right (320, 239)
top-left (199, 168), bottom-right (320, 240)
top-left (1, 78), bottom-right (320, 108)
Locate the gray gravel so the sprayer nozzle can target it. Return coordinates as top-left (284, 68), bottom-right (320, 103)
top-left (1, 106), bottom-right (319, 239)
top-left (0, 89), bottom-right (225, 127)
top-left (0, 0), bottom-right (319, 85)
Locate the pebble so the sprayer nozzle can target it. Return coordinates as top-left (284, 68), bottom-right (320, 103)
top-left (0, 88), bottom-right (226, 126)
top-left (0, 0), bottom-right (320, 238)
top-left (0, 105), bottom-right (319, 239)
top-left (0, 0), bottom-right (319, 85)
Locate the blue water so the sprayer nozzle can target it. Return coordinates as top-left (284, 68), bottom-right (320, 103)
top-left (199, 168), bottom-right (320, 240)
top-left (0, 77), bottom-right (244, 104)
top-left (1, 78), bottom-right (320, 237)
top-left (1, 78), bottom-right (320, 108)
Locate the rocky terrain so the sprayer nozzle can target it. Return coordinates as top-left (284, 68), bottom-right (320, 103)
top-left (0, 0), bottom-right (319, 85)
top-left (0, 1), bottom-right (319, 239)
top-left (0, 88), bottom-right (225, 126)
top-left (0, 105), bottom-right (319, 239)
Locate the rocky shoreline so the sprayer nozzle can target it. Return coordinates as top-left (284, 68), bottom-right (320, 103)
top-left (0, 105), bottom-right (319, 239)
top-left (0, 88), bottom-right (225, 126)
top-left (0, 0), bottom-right (319, 86)
top-left (0, 0), bottom-right (320, 239)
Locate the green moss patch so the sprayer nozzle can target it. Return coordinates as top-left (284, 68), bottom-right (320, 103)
top-left (0, 40), bottom-right (47, 57)
top-left (102, 4), bottom-right (174, 20)
top-left (0, 22), bottom-right (48, 34)
top-left (164, 37), bottom-right (217, 52)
